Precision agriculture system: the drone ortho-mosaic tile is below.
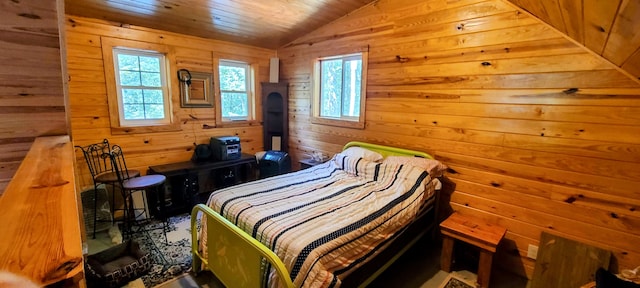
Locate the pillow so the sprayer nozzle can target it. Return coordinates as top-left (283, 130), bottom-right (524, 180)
top-left (383, 156), bottom-right (447, 177)
top-left (333, 153), bottom-right (379, 179)
top-left (340, 146), bottom-right (384, 162)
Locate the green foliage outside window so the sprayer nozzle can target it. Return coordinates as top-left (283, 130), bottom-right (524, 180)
top-left (319, 55), bottom-right (362, 119)
top-left (116, 52), bottom-right (165, 120)
top-left (320, 59), bottom-right (342, 118)
top-left (219, 61), bottom-right (249, 119)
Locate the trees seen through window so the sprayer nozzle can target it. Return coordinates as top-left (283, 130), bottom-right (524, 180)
top-left (113, 48), bottom-right (170, 125)
top-left (219, 60), bottom-right (250, 120)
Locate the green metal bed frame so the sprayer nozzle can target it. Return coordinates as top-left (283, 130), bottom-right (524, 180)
top-left (191, 141), bottom-right (436, 288)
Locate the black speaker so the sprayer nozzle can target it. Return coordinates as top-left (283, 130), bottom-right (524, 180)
top-left (191, 144), bottom-right (212, 162)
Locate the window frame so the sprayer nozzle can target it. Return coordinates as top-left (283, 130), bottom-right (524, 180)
top-left (214, 58), bottom-right (257, 126)
top-left (102, 37), bottom-right (180, 134)
top-left (311, 52), bottom-right (368, 129)
top-left (112, 48), bottom-right (170, 126)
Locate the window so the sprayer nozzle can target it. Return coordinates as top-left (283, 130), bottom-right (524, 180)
top-left (218, 60), bottom-right (253, 121)
top-left (113, 48), bottom-right (170, 126)
top-left (102, 37), bottom-right (178, 134)
top-left (312, 52), bottom-right (367, 129)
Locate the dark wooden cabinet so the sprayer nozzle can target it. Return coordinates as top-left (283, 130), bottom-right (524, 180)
top-left (148, 154), bottom-right (257, 216)
top-left (262, 82), bottom-right (288, 152)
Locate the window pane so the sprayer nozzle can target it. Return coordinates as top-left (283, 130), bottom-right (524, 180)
top-left (320, 59), bottom-right (342, 118)
top-left (139, 56), bottom-right (160, 72)
top-left (141, 72), bottom-right (161, 87)
top-left (118, 54), bottom-right (139, 71)
top-left (123, 104), bottom-right (145, 120)
top-left (221, 92), bottom-right (248, 117)
top-left (120, 71), bottom-right (141, 86)
top-left (143, 89), bottom-right (163, 104)
top-left (114, 48), bottom-right (170, 126)
top-left (342, 58), bottom-right (362, 117)
top-left (122, 89), bottom-right (143, 104)
top-left (219, 65), bottom-right (246, 91)
top-left (144, 104), bottom-right (165, 119)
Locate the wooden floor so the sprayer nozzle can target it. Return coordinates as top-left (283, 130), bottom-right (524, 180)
top-left (369, 237), bottom-right (529, 288)
top-left (155, 236), bottom-right (529, 288)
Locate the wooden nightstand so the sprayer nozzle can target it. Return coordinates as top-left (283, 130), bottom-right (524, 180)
top-left (439, 212), bottom-right (507, 288)
top-left (299, 158), bottom-right (323, 170)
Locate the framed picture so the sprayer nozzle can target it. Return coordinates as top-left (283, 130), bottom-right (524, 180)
top-left (179, 71), bottom-right (214, 107)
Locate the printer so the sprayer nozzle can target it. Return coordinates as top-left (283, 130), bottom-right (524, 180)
top-left (210, 136), bottom-right (241, 161)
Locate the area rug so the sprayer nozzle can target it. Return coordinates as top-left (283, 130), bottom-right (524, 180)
top-left (438, 272), bottom-right (476, 288)
top-left (130, 213), bottom-right (198, 287)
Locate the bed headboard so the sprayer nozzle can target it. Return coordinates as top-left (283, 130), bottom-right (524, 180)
top-left (343, 141), bottom-right (434, 159)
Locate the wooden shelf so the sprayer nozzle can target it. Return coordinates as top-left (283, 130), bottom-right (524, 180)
top-left (0, 136), bottom-right (84, 287)
top-left (262, 82), bottom-right (288, 152)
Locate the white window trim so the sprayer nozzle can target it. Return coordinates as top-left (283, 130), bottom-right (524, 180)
top-left (101, 37), bottom-right (180, 134)
top-left (311, 52), bottom-right (368, 129)
top-left (214, 58), bottom-right (257, 126)
top-left (112, 48), bottom-right (171, 127)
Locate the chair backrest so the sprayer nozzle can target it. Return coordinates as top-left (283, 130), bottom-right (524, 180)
top-left (76, 139), bottom-right (112, 179)
top-left (108, 145), bottom-right (134, 183)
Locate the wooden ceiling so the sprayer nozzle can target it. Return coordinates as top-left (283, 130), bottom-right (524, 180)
top-left (64, 0), bottom-right (640, 80)
top-left (506, 0), bottom-right (640, 80)
top-left (64, 0), bottom-right (375, 49)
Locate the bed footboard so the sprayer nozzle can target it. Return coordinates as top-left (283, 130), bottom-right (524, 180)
top-left (191, 204), bottom-right (294, 288)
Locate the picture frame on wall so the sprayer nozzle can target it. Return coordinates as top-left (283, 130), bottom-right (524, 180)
top-left (179, 70), bottom-right (214, 107)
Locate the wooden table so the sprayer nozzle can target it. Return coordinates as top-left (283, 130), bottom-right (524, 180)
top-left (440, 212), bottom-right (506, 288)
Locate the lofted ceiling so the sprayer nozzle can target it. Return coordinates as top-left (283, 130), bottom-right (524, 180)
top-left (64, 0), bottom-right (640, 80)
top-left (506, 0), bottom-right (640, 80)
top-left (64, 0), bottom-right (376, 49)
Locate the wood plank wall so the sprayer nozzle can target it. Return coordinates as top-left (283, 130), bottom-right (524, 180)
top-left (0, 0), bottom-right (68, 195)
top-left (277, 0), bottom-right (640, 278)
top-left (64, 16), bottom-right (274, 190)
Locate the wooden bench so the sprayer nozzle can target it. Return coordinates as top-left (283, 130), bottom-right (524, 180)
top-left (440, 212), bottom-right (506, 288)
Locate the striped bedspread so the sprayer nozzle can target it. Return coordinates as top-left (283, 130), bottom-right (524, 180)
top-left (201, 153), bottom-right (437, 288)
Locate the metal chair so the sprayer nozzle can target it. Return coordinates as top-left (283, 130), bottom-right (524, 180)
top-left (76, 139), bottom-right (140, 238)
top-left (108, 145), bottom-right (167, 242)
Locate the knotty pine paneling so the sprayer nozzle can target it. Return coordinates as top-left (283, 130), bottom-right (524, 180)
top-left (0, 0), bottom-right (68, 196)
top-left (278, 0), bottom-right (640, 278)
top-left (583, 0), bottom-right (620, 55)
top-left (64, 0), bottom-right (376, 49)
top-left (505, 0), bottom-right (640, 80)
top-left (65, 16), bottom-right (273, 190)
top-left (592, 0), bottom-right (640, 67)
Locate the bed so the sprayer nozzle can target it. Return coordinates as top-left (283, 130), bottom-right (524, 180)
top-left (190, 141), bottom-right (445, 288)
